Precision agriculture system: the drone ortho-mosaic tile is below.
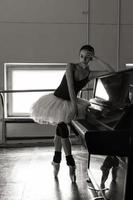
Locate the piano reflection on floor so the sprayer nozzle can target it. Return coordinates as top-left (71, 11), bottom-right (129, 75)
top-left (71, 68), bottom-right (133, 200)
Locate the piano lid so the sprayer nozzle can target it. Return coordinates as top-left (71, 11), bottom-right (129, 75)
top-left (90, 68), bottom-right (133, 108)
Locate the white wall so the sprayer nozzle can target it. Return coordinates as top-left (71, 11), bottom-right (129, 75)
top-left (88, 0), bottom-right (119, 69)
top-left (88, 0), bottom-right (133, 70)
top-left (120, 0), bottom-right (133, 68)
top-left (0, 0), bottom-right (88, 89)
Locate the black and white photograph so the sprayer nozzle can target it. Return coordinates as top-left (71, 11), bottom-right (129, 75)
top-left (0, 0), bottom-right (132, 200)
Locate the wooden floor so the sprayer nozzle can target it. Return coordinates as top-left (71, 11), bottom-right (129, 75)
top-left (0, 144), bottom-right (96, 200)
top-left (0, 144), bottom-right (127, 200)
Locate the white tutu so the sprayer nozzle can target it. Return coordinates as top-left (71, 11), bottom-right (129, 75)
top-left (30, 93), bottom-right (90, 125)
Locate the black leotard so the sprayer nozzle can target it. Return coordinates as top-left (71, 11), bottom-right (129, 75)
top-left (54, 73), bottom-right (89, 100)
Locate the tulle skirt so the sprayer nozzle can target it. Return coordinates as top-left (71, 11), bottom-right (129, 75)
top-left (30, 93), bottom-right (90, 125)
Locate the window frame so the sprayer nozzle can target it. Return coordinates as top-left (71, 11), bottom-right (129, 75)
top-left (4, 63), bottom-right (66, 118)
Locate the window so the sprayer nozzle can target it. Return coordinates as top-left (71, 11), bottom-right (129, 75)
top-left (4, 63), bottom-right (66, 117)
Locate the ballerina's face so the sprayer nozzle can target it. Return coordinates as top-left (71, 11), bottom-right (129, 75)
top-left (79, 49), bottom-right (93, 69)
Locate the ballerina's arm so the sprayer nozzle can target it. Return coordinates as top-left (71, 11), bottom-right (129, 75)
top-left (89, 56), bottom-right (116, 80)
top-left (66, 63), bottom-right (78, 116)
top-left (94, 55), bottom-right (115, 72)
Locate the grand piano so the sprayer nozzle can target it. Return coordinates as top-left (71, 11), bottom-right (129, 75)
top-left (70, 68), bottom-right (133, 200)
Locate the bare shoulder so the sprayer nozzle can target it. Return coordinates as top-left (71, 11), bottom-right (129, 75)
top-left (66, 63), bottom-right (76, 72)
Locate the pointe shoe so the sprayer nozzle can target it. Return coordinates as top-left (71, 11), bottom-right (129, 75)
top-left (52, 162), bottom-right (60, 178)
top-left (69, 166), bottom-right (76, 183)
